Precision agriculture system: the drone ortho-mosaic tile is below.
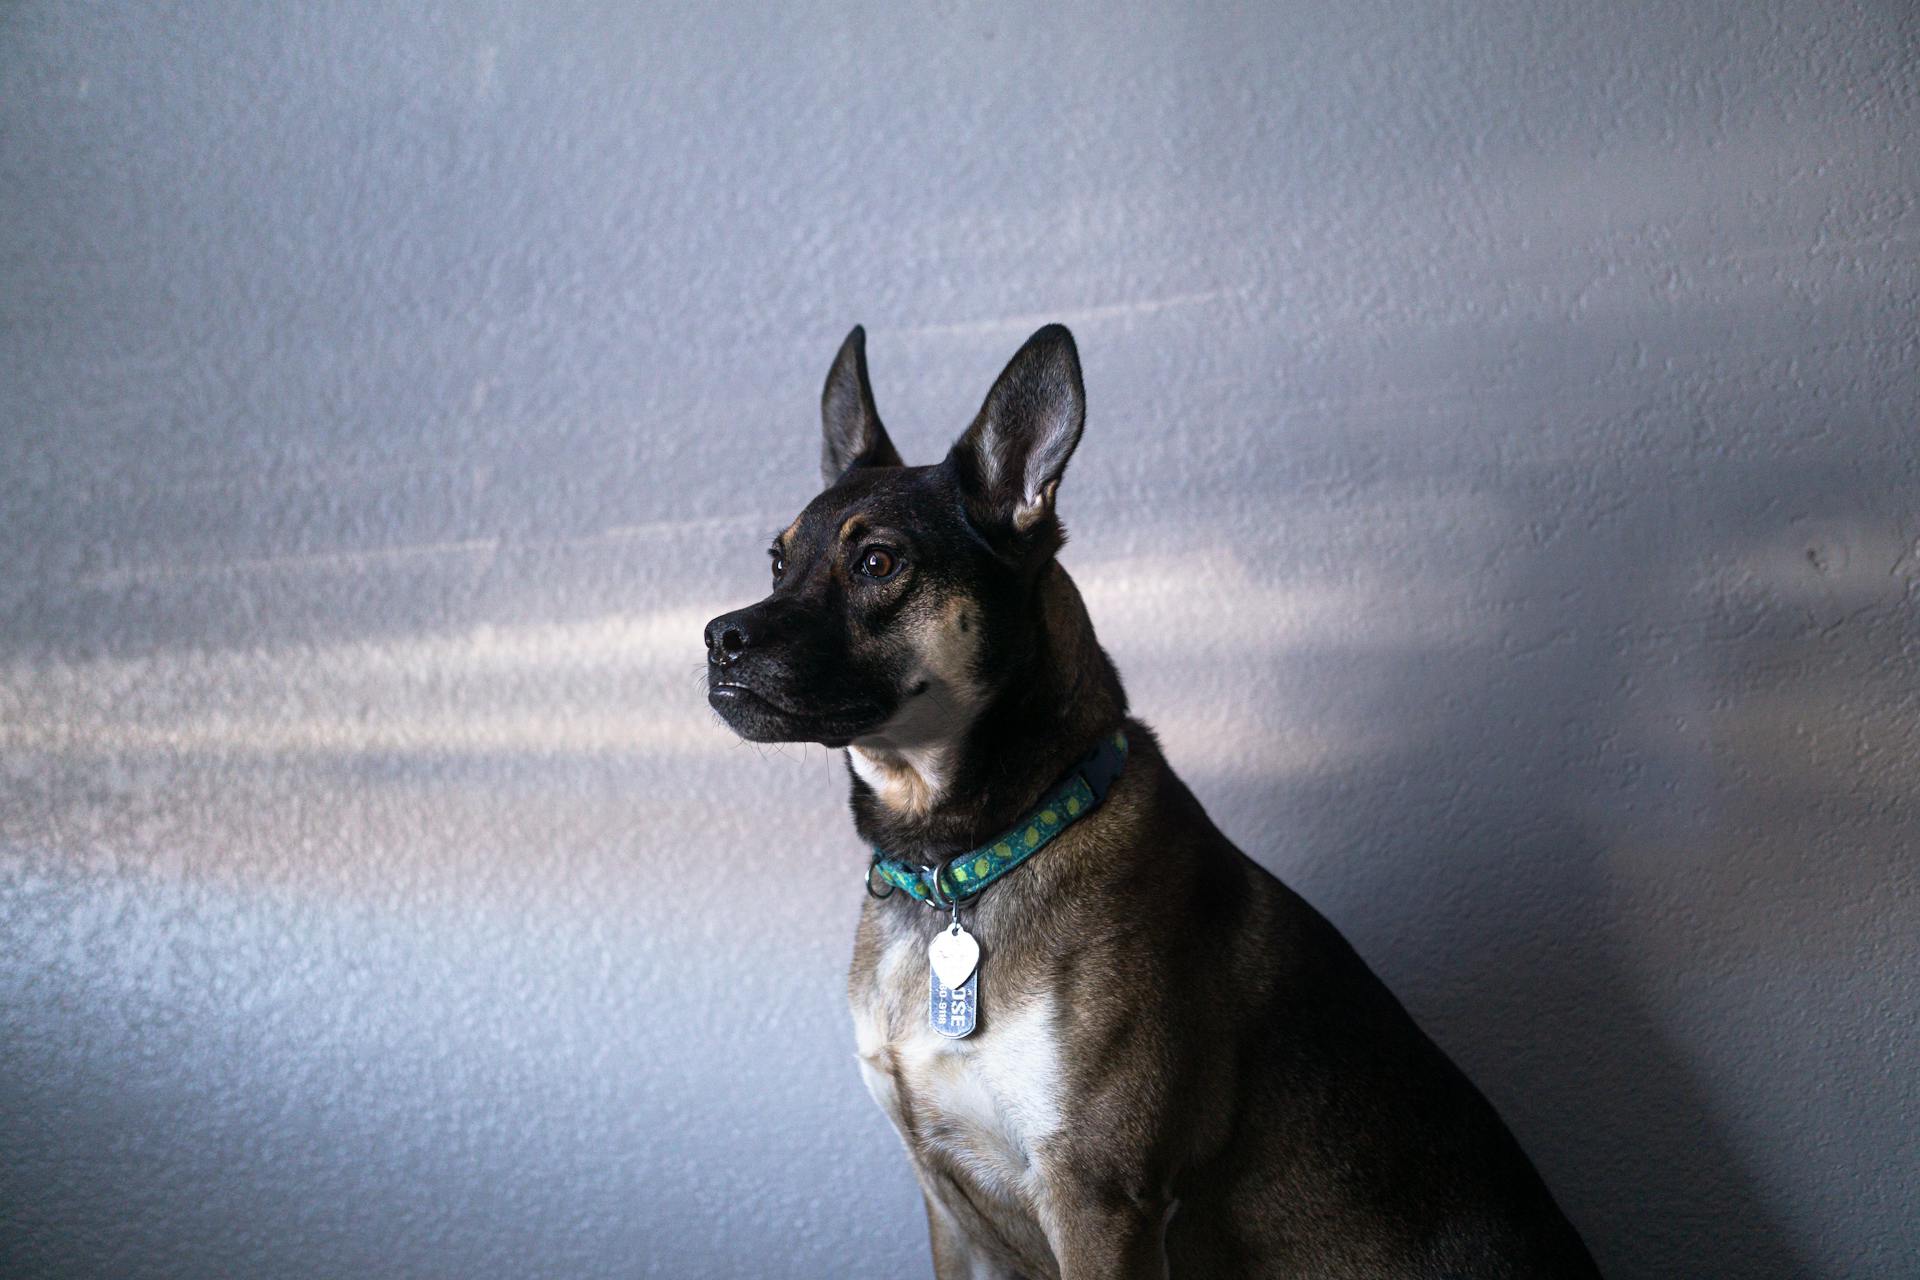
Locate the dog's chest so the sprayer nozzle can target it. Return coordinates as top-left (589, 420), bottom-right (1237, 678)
top-left (853, 929), bottom-right (1066, 1212)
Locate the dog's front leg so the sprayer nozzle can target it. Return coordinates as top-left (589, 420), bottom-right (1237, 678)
top-left (1042, 1185), bottom-right (1175, 1280)
top-left (920, 1186), bottom-right (1021, 1280)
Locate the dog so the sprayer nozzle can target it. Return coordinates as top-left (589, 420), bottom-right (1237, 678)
top-left (704, 325), bottom-right (1601, 1278)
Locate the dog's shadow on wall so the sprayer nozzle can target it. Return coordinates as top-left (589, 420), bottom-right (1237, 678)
top-left (1215, 738), bottom-right (1812, 1280)
top-left (1397, 826), bottom-right (1807, 1280)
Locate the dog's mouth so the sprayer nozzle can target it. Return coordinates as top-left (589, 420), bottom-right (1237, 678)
top-left (707, 680), bottom-right (886, 748)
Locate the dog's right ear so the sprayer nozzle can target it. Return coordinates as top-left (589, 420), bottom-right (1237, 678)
top-left (820, 326), bottom-right (902, 486)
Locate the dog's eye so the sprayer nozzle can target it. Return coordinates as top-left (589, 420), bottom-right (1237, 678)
top-left (857, 547), bottom-right (899, 580)
top-left (769, 551), bottom-right (786, 582)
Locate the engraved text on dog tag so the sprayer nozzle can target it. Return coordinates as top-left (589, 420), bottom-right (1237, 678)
top-left (929, 965), bottom-right (978, 1038)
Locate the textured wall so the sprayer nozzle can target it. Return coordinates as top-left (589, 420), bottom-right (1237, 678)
top-left (3, 2), bottom-right (1916, 1276)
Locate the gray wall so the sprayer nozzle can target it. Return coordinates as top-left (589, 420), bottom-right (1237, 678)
top-left (3, 3), bottom-right (1915, 1276)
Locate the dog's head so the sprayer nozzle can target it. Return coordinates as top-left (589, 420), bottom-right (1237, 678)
top-left (703, 324), bottom-right (1086, 753)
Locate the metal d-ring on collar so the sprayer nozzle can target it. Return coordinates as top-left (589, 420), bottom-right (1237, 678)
top-left (865, 852), bottom-right (969, 911)
top-left (921, 855), bottom-right (965, 913)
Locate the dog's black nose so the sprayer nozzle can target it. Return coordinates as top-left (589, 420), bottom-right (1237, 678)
top-left (704, 611), bottom-right (752, 666)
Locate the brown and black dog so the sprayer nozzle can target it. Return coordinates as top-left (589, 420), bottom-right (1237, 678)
top-left (704, 325), bottom-right (1600, 1278)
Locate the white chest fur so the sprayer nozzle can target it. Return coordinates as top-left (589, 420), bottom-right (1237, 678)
top-left (854, 932), bottom-right (1066, 1212)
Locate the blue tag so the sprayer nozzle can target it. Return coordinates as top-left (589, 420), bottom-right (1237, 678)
top-left (929, 966), bottom-right (978, 1039)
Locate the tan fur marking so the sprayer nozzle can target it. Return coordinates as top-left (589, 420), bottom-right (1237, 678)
top-left (849, 746), bottom-right (945, 818)
top-left (849, 593), bottom-right (987, 818)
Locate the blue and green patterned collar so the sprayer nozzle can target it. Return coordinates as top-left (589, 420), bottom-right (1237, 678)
top-left (866, 729), bottom-right (1129, 908)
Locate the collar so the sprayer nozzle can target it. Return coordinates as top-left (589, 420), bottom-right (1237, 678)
top-left (867, 729), bottom-right (1129, 908)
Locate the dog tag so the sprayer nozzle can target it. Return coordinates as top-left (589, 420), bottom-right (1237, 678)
top-left (928, 922), bottom-right (980, 990)
top-left (929, 965), bottom-right (978, 1039)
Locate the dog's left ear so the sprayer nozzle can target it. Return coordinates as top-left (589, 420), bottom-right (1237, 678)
top-left (949, 324), bottom-right (1085, 534)
top-left (821, 326), bottom-right (902, 485)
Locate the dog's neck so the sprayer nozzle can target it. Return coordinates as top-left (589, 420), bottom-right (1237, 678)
top-left (847, 560), bottom-right (1127, 863)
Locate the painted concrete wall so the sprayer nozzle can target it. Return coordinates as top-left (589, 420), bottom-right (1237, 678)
top-left (3, 2), bottom-right (1915, 1276)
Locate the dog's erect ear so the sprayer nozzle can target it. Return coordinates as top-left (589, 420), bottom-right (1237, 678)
top-left (820, 326), bottom-right (902, 486)
top-left (949, 325), bottom-right (1085, 534)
